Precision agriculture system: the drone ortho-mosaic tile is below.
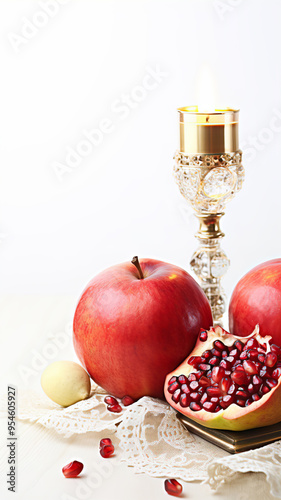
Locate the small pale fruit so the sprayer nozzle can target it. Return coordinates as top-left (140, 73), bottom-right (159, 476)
top-left (41, 361), bottom-right (91, 407)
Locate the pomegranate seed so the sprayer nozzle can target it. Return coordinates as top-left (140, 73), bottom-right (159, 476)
top-left (195, 370), bottom-right (204, 380)
top-left (266, 378), bottom-right (278, 389)
top-left (188, 373), bottom-right (197, 382)
top-left (234, 340), bottom-right (244, 351)
top-left (231, 369), bottom-right (249, 386)
top-left (229, 349), bottom-right (239, 359)
top-left (251, 393), bottom-right (260, 402)
top-left (168, 376), bottom-right (177, 386)
top-left (260, 384), bottom-right (271, 395)
top-left (178, 375), bottom-right (188, 385)
top-left (200, 392), bottom-right (208, 405)
top-left (104, 396), bottom-right (118, 405)
top-left (220, 359), bottom-right (231, 370)
top-left (168, 382), bottom-right (180, 394)
top-left (188, 356), bottom-right (202, 368)
top-left (189, 380), bottom-right (199, 390)
top-left (211, 366), bottom-right (225, 383)
top-left (190, 392), bottom-right (201, 403)
top-left (164, 478), bottom-right (183, 497)
top-left (265, 352), bottom-right (278, 368)
top-left (271, 344), bottom-right (281, 357)
top-left (107, 404), bottom-right (122, 413)
top-left (189, 402), bottom-right (201, 411)
top-left (206, 369), bottom-right (213, 378)
top-left (211, 348), bottom-right (222, 358)
top-left (198, 363), bottom-right (211, 372)
top-left (209, 356), bottom-right (220, 366)
top-left (100, 444), bottom-right (115, 458)
top-left (206, 386), bottom-right (221, 397)
top-left (252, 375), bottom-right (262, 388)
top-left (121, 396), bottom-right (135, 406)
top-left (225, 370), bottom-right (231, 376)
top-left (201, 350), bottom-right (212, 360)
top-left (260, 366), bottom-right (272, 378)
top-left (172, 389), bottom-right (181, 403)
top-left (235, 364), bottom-right (245, 371)
top-left (199, 376), bottom-right (211, 387)
top-left (228, 383), bottom-right (236, 395)
top-left (62, 461), bottom-right (84, 478)
top-left (258, 354), bottom-right (265, 363)
top-left (203, 401), bottom-right (217, 412)
top-left (100, 438), bottom-right (112, 447)
top-left (220, 377), bottom-right (232, 395)
top-left (221, 350), bottom-right (228, 358)
top-left (220, 394), bottom-right (234, 409)
top-left (199, 330), bottom-right (208, 342)
top-left (213, 340), bottom-right (225, 351)
top-left (245, 338), bottom-right (259, 349)
top-left (243, 360), bottom-right (258, 375)
top-left (236, 399), bottom-right (246, 407)
top-left (210, 396), bottom-right (219, 403)
top-left (257, 347), bottom-right (266, 354)
top-left (181, 384), bottom-right (191, 395)
top-left (236, 388), bottom-right (249, 399)
top-left (248, 383), bottom-right (255, 394)
top-left (272, 367), bottom-right (281, 379)
top-left (179, 393), bottom-right (189, 407)
top-left (239, 351), bottom-right (248, 360)
top-left (247, 349), bottom-right (259, 360)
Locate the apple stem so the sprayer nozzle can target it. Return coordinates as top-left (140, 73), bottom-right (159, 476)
top-left (131, 256), bottom-right (144, 279)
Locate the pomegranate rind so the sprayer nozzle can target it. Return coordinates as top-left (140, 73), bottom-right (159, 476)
top-left (164, 326), bottom-right (281, 431)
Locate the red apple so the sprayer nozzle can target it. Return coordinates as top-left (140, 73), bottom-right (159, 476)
top-left (73, 257), bottom-right (212, 400)
top-left (229, 259), bottom-right (281, 343)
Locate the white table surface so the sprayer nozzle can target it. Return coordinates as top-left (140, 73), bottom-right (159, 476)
top-left (0, 295), bottom-right (278, 500)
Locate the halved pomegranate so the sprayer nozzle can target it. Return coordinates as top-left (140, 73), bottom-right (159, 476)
top-left (164, 326), bottom-right (281, 431)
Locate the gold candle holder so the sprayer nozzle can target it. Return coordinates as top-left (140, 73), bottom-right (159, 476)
top-left (174, 106), bottom-right (245, 324)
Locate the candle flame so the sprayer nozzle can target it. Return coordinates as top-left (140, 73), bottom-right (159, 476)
top-left (197, 65), bottom-right (218, 113)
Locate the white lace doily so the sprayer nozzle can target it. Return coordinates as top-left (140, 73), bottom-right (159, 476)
top-left (2, 385), bottom-right (281, 497)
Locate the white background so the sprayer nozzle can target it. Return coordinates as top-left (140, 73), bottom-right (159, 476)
top-left (1, 1), bottom-right (281, 499)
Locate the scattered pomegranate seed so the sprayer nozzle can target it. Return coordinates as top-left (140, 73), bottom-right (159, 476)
top-left (107, 404), bottom-right (122, 413)
top-left (104, 396), bottom-right (118, 405)
top-left (100, 438), bottom-right (112, 447)
top-left (199, 330), bottom-right (208, 342)
top-left (100, 444), bottom-right (115, 458)
top-left (164, 478), bottom-right (183, 497)
top-left (121, 396), bottom-right (135, 406)
top-left (62, 461), bottom-right (84, 478)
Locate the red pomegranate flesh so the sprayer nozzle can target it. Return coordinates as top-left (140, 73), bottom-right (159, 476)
top-left (164, 326), bottom-right (281, 431)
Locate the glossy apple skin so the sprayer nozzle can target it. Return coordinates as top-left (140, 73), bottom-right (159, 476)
top-left (73, 258), bottom-right (212, 400)
top-left (229, 259), bottom-right (281, 342)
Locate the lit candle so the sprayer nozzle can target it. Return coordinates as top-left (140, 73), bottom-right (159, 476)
top-left (178, 106), bottom-right (239, 155)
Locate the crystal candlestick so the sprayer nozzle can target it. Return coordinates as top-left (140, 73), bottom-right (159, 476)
top-left (174, 107), bottom-right (245, 323)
